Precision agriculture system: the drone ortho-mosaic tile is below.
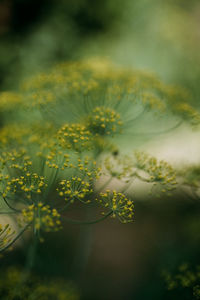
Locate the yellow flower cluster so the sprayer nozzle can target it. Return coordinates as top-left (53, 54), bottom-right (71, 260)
top-left (134, 151), bottom-right (177, 194)
top-left (174, 103), bottom-right (200, 126)
top-left (0, 92), bottom-right (23, 112)
top-left (45, 149), bottom-right (70, 170)
top-left (11, 57), bottom-right (199, 129)
top-left (97, 190), bottom-right (134, 223)
top-left (3, 173), bottom-right (47, 201)
top-left (57, 123), bottom-right (92, 152)
top-left (28, 90), bottom-right (55, 106)
top-left (27, 122), bottom-right (56, 150)
top-left (0, 124), bottom-right (29, 146)
top-left (57, 177), bottom-right (93, 204)
top-left (141, 92), bottom-right (165, 112)
top-left (0, 224), bottom-right (15, 251)
top-left (87, 106), bottom-right (123, 136)
top-left (1, 149), bottom-right (32, 171)
top-left (75, 157), bottom-right (101, 179)
top-left (21, 203), bottom-right (61, 232)
top-left (21, 73), bottom-right (54, 91)
top-left (0, 123), bottom-right (56, 158)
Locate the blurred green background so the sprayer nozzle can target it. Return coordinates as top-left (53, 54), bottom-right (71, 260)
top-left (1, 0), bottom-right (200, 106)
top-left (1, 0), bottom-right (200, 299)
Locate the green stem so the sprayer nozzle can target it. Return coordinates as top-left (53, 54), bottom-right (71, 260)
top-left (131, 172), bottom-right (152, 183)
top-left (13, 232), bottom-right (38, 298)
top-left (96, 176), bottom-right (113, 193)
top-left (62, 211), bottom-right (112, 225)
top-left (24, 233), bottom-right (38, 273)
top-left (2, 196), bottom-right (22, 213)
top-left (128, 119), bottom-right (183, 136)
top-left (57, 201), bottom-right (72, 213)
top-left (121, 178), bottom-right (135, 193)
top-left (124, 106), bottom-right (147, 125)
top-left (70, 208), bottom-right (111, 281)
top-left (0, 211), bottom-right (19, 214)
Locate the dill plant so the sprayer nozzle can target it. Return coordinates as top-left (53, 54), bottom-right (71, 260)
top-left (0, 58), bottom-right (199, 292)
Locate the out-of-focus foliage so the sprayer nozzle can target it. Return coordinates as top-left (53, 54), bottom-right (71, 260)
top-left (0, 0), bottom-right (124, 89)
top-left (180, 166), bottom-right (200, 189)
top-left (0, 266), bottom-right (79, 300)
top-left (163, 263), bottom-right (200, 299)
top-left (0, 0), bottom-right (200, 111)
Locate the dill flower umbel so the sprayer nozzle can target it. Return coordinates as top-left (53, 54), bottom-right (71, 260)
top-left (57, 123), bottom-right (93, 152)
top-left (0, 148), bottom-right (33, 172)
top-left (97, 190), bottom-right (134, 223)
top-left (86, 106), bottom-right (123, 136)
top-left (21, 203), bottom-right (61, 232)
top-left (103, 154), bottom-right (132, 180)
top-left (0, 92), bottom-right (23, 113)
top-left (57, 176), bottom-right (93, 204)
top-left (2, 172), bottom-right (47, 201)
top-left (134, 151), bottom-right (177, 194)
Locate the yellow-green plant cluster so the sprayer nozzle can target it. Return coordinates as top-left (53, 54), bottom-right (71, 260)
top-left (0, 58), bottom-right (198, 252)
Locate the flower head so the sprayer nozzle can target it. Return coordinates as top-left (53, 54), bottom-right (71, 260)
top-left (57, 176), bottom-right (93, 204)
top-left (86, 106), bottom-right (123, 136)
top-left (3, 172), bottom-right (47, 202)
top-left (21, 203), bottom-right (61, 232)
top-left (134, 151), bottom-right (177, 194)
top-left (57, 123), bottom-right (92, 152)
top-left (97, 190), bottom-right (134, 223)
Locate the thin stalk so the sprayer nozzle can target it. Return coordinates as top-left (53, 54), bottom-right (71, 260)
top-left (2, 196), bottom-right (22, 213)
top-left (57, 201), bottom-right (72, 213)
top-left (0, 211), bottom-right (20, 214)
top-left (124, 106), bottom-right (147, 125)
top-left (95, 176), bottom-right (113, 193)
top-left (70, 208), bottom-right (112, 281)
top-left (0, 223), bottom-right (31, 253)
top-left (131, 172), bottom-right (152, 183)
top-left (127, 119), bottom-right (183, 136)
top-left (61, 211), bottom-right (112, 225)
top-left (120, 178), bottom-right (135, 194)
top-left (24, 233), bottom-right (38, 274)
top-left (12, 232), bottom-right (39, 298)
